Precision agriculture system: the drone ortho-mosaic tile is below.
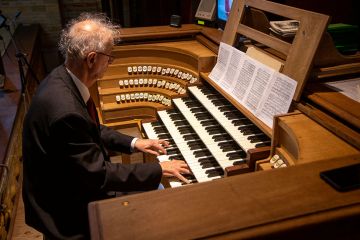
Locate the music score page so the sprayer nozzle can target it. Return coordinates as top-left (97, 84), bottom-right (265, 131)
top-left (209, 42), bottom-right (297, 128)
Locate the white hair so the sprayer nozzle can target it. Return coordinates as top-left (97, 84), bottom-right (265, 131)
top-left (59, 12), bottom-right (119, 61)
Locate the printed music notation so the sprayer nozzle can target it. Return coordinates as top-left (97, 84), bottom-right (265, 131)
top-left (209, 42), bottom-right (297, 128)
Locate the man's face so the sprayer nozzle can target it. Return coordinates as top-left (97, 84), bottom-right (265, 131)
top-left (88, 44), bottom-right (114, 86)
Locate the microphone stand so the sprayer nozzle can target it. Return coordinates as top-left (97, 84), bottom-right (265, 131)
top-left (3, 21), bottom-right (40, 111)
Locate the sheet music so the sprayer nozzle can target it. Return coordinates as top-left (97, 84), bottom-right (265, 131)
top-left (209, 42), bottom-right (297, 128)
top-left (324, 78), bottom-right (360, 103)
top-left (208, 42), bottom-right (233, 82)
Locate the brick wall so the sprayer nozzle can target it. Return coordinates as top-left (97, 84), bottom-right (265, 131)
top-left (0, 0), bottom-right (102, 72)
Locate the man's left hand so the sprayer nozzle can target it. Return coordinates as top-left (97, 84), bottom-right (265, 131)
top-left (134, 139), bottom-right (169, 155)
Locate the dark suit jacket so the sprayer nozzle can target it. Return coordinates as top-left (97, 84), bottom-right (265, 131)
top-left (22, 65), bottom-right (162, 239)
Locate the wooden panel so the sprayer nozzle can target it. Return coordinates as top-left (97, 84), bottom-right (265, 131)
top-left (88, 155), bottom-right (360, 240)
top-left (305, 83), bottom-right (360, 129)
top-left (118, 24), bottom-right (202, 42)
top-left (272, 112), bottom-right (359, 165)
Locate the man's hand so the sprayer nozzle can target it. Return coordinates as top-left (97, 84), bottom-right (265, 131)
top-left (134, 139), bottom-right (169, 155)
top-left (160, 160), bottom-right (191, 184)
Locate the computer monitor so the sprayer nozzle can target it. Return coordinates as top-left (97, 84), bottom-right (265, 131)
top-left (217, 0), bottom-right (233, 21)
top-left (217, 0), bottom-right (233, 29)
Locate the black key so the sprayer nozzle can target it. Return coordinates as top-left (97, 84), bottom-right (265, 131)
top-left (218, 141), bottom-right (236, 147)
top-left (185, 101), bottom-right (202, 108)
top-left (181, 97), bottom-right (193, 103)
top-left (201, 162), bottom-right (219, 169)
top-left (207, 95), bottom-right (225, 100)
top-left (153, 127), bottom-right (168, 134)
top-left (218, 106), bottom-right (236, 112)
top-left (190, 107), bottom-right (206, 113)
top-left (157, 134), bottom-right (171, 139)
top-left (169, 154), bottom-right (184, 160)
top-left (205, 126), bottom-right (224, 132)
top-left (167, 149), bottom-right (181, 155)
top-left (151, 121), bottom-right (163, 127)
top-left (169, 114), bottom-right (185, 121)
top-left (188, 144), bottom-right (206, 151)
top-left (178, 126), bottom-right (194, 135)
top-left (194, 113), bottom-right (212, 120)
top-left (211, 99), bottom-right (227, 106)
top-left (226, 151), bottom-right (246, 159)
top-left (208, 129), bottom-right (225, 135)
top-left (166, 109), bottom-right (178, 114)
top-left (165, 139), bottom-right (176, 145)
top-left (199, 88), bottom-right (215, 95)
top-left (183, 134), bottom-right (199, 141)
top-left (221, 146), bottom-right (241, 152)
top-left (206, 168), bottom-right (224, 177)
top-left (212, 134), bottom-right (232, 141)
top-left (198, 157), bottom-right (216, 164)
top-left (174, 120), bottom-right (188, 127)
top-left (224, 112), bottom-right (244, 120)
top-left (200, 120), bottom-right (218, 127)
top-left (242, 129), bottom-right (263, 136)
top-left (255, 142), bottom-right (271, 147)
top-left (193, 150), bottom-right (211, 158)
top-left (232, 119), bottom-right (252, 126)
top-left (187, 141), bottom-right (206, 148)
top-left (248, 135), bottom-right (270, 143)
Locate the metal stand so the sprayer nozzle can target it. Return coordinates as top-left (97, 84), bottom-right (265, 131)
top-left (4, 23), bottom-right (40, 110)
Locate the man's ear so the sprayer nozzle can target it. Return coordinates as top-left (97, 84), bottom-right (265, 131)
top-left (86, 52), bottom-right (97, 68)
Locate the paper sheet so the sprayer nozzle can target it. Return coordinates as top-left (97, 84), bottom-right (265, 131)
top-left (325, 78), bottom-right (360, 103)
top-left (209, 42), bottom-right (297, 128)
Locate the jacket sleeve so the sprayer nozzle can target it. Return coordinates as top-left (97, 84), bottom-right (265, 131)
top-left (99, 124), bottom-right (134, 154)
top-left (49, 112), bottom-right (162, 193)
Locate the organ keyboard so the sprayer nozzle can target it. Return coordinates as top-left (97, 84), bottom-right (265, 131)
top-left (142, 83), bottom-right (271, 184)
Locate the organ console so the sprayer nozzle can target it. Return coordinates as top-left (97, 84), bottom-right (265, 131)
top-left (89, 0), bottom-right (360, 238)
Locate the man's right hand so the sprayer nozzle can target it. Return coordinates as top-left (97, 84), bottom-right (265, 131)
top-left (160, 160), bottom-right (191, 184)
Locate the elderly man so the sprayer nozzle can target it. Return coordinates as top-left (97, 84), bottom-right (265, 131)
top-left (22, 13), bottom-right (190, 240)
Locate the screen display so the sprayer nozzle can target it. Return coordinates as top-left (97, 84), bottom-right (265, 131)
top-left (217, 0), bottom-right (233, 22)
top-left (320, 163), bottom-right (360, 192)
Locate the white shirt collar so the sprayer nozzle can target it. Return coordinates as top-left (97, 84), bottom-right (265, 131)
top-left (66, 68), bottom-right (90, 103)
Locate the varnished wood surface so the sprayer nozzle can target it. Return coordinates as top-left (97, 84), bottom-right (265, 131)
top-left (272, 112), bottom-right (359, 165)
top-left (305, 82), bottom-right (360, 129)
top-left (89, 155), bottom-right (360, 240)
top-left (117, 24), bottom-right (202, 42)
